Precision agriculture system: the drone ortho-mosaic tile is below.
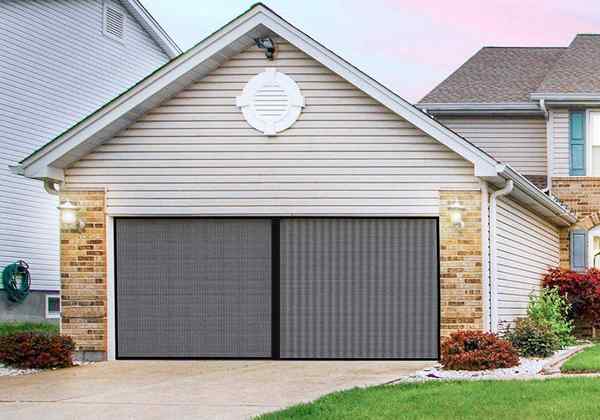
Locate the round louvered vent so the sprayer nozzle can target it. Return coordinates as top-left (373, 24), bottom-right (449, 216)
top-left (236, 68), bottom-right (305, 135)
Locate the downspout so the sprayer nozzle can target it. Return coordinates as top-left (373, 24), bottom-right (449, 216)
top-left (489, 179), bottom-right (514, 333)
top-left (540, 99), bottom-right (553, 191)
top-left (480, 181), bottom-right (490, 331)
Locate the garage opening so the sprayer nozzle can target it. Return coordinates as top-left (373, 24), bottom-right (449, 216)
top-left (115, 218), bottom-right (439, 359)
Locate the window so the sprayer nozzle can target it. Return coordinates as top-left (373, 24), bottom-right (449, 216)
top-left (588, 226), bottom-right (600, 269)
top-left (46, 295), bottom-right (61, 319)
top-left (102, 1), bottom-right (126, 41)
top-left (589, 111), bottom-right (600, 176)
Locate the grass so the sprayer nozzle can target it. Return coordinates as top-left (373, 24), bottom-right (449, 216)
top-left (0, 322), bottom-right (59, 336)
top-left (561, 344), bottom-right (600, 373)
top-left (257, 378), bottom-right (600, 420)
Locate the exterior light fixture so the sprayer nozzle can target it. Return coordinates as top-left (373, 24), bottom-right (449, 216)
top-left (255, 37), bottom-right (276, 60)
top-left (57, 200), bottom-right (85, 231)
top-left (448, 199), bottom-right (466, 228)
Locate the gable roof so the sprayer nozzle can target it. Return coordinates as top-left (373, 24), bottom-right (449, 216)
top-left (420, 47), bottom-right (565, 105)
top-left (122, 0), bottom-right (181, 58)
top-left (533, 34), bottom-right (600, 95)
top-left (420, 34), bottom-right (600, 109)
top-left (15, 3), bottom-right (575, 226)
top-left (18, 3), bottom-right (501, 179)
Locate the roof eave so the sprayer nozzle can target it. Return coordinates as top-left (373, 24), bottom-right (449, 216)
top-left (530, 92), bottom-right (600, 102)
top-left (418, 102), bottom-right (544, 116)
top-left (123, 0), bottom-right (182, 58)
top-left (486, 165), bottom-right (576, 226)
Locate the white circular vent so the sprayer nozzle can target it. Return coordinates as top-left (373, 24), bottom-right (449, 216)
top-left (236, 68), bottom-right (305, 136)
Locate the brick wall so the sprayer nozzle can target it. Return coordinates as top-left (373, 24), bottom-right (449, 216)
top-left (552, 177), bottom-right (600, 268)
top-left (59, 191), bottom-right (106, 356)
top-left (58, 189), bottom-right (484, 355)
top-left (439, 191), bottom-right (484, 336)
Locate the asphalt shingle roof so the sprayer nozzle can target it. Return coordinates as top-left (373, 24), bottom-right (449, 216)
top-left (420, 47), bottom-right (565, 104)
top-left (535, 34), bottom-right (600, 94)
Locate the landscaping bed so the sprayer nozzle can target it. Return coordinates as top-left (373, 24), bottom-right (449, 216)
top-left (402, 347), bottom-right (577, 382)
top-left (561, 344), bottom-right (600, 373)
top-left (257, 378), bottom-right (600, 420)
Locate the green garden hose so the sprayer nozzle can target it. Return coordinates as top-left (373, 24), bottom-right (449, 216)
top-left (2, 260), bottom-right (31, 303)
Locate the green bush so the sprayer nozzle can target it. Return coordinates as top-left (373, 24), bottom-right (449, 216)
top-left (505, 318), bottom-right (558, 358)
top-left (527, 287), bottom-right (576, 348)
top-left (0, 322), bottom-right (59, 336)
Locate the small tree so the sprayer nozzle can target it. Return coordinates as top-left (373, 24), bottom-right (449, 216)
top-left (543, 268), bottom-right (600, 335)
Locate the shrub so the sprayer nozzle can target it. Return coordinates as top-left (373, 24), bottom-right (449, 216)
top-left (527, 287), bottom-right (576, 348)
top-left (441, 330), bottom-right (520, 371)
top-left (543, 268), bottom-right (600, 327)
top-left (0, 332), bottom-right (75, 369)
top-left (0, 322), bottom-right (59, 336)
top-left (504, 318), bottom-right (559, 358)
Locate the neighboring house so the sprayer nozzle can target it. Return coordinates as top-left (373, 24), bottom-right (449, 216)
top-left (1, 0), bottom-right (180, 322)
top-left (419, 33), bottom-right (600, 326)
top-left (16, 4), bottom-right (575, 361)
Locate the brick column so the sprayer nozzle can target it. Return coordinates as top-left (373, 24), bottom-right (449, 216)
top-left (59, 191), bottom-right (106, 360)
top-left (439, 191), bottom-right (483, 336)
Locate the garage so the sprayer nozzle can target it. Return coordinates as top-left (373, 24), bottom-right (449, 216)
top-left (115, 218), bottom-right (439, 359)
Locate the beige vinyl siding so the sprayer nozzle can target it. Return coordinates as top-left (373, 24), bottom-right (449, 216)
top-left (495, 196), bottom-right (560, 329)
top-left (439, 116), bottom-right (547, 175)
top-left (64, 39), bottom-right (480, 215)
top-left (551, 109), bottom-right (570, 177)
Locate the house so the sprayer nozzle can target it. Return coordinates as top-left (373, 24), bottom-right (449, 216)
top-left (1, 0), bottom-right (180, 322)
top-left (15, 4), bottom-right (575, 361)
top-left (419, 34), bottom-right (600, 282)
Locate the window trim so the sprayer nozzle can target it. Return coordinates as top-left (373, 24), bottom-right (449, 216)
top-left (586, 109), bottom-right (600, 176)
top-left (45, 294), bottom-right (61, 319)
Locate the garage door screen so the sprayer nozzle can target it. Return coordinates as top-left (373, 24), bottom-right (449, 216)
top-left (279, 219), bottom-right (439, 359)
top-left (115, 219), bottom-right (272, 358)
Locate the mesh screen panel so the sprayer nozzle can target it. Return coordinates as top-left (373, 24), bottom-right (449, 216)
top-left (279, 218), bottom-right (438, 359)
top-left (115, 219), bottom-right (272, 358)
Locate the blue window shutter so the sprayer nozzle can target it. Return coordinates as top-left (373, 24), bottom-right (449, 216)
top-left (570, 111), bottom-right (586, 176)
top-left (570, 230), bottom-right (588, 272)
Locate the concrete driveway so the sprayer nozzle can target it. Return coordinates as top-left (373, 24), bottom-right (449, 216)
top-left (0, 360), bottom-right (433, 420)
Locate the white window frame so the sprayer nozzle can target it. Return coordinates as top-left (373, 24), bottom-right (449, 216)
top-left (102, 0), bottom-right (126, 43)
top-left (589, 225), bottom-right (600, 268)
top-left (45, 294), bottom-right (61, 319)
top-left (585, 110), bottom-right (600, 176)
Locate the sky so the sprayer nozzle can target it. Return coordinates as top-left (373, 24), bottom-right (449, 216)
top-left (141, 0), bottom-right (600, 103)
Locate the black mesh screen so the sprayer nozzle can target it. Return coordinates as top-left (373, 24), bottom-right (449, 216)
top-left (279, 218), bottom-right (439, 359)
top-left (115, 219), bottom-right (272, 358)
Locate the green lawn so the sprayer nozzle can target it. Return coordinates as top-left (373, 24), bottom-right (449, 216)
top-left (0, 322), bottom-right (59, 336)
top-left (257, 378), bottom-right (600, 420)
top-left (562, 345), bottom-right (600, 373)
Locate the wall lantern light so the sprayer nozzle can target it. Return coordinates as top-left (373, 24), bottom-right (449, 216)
top-left (57, 200), bottom-right (85, 231)
top-left (449, 199), bottom-right (466, 228)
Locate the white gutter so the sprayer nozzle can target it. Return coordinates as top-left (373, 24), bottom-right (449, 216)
top-left (497, 165), bottom-right (576, 225)
top-left (530, 93), bottom-right (600, 101)
top-left (416, 102), bottom-right (543, 116)
top-left (489, 179), bottom-right (514, 332)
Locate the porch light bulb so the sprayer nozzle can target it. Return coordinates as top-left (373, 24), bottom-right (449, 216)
top-left (61, 208), bottom-right (77, 225)
top-left (449, 199), bottom-right (465, 228)
top-left (57, 200), bottom-right (82, 229)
